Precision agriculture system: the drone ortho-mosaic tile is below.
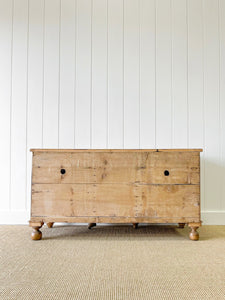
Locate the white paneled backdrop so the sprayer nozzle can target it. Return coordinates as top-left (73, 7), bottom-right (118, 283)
top-left (0, 0), bottom-right (225, 224)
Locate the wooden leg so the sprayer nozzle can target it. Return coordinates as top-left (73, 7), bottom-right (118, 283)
top-left (31, 226), bottom-right (42, 240)
top-left (29, 221), bottom-right (44, 241)
top-left (188, 222), bottom-right (201, 241)
top-left (132, 223), bottom-right (138, 229)
top-left (88, 223), bottom-right (96, 230)
top-left (178, 223), bottom-right (185, 228)
top-left (47, 222), bottom-right (54, 228)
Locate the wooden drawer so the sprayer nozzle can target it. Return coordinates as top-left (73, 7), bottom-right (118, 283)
top-left (31, 183), bottom-right (200, 219)
top-left (146, 152), bottom-right (200, 184)
top-left (32, 151), bottom-right (199, 185)
top-left (32, 152), bottom-right (140, 184)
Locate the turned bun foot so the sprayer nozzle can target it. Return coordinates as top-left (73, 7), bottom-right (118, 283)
top-left (31, 227), bottom-right (42, 240)
top-left (133, 223), bottom-right (138, 229)
top-left (88, 223), bottom-right (96, 229)
top-left (178, 223), bottom-right (185, 228)
top-left (189, 226), bottom-right (199, 241)
top-left (47, 222), bottom-right (54, 228)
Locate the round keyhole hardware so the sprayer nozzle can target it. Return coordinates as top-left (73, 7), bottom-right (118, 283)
top-left (60, 168), bottom-right (66, 175)
top-left (164, 170), bottom-right (169, 176)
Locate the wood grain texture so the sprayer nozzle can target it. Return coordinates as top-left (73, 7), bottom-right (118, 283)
top-left (32, 151), bottom-right (200, 184)
top-left (30, 149), bottom-right (203, 152)
top-left (29, 216), bottom-right (200, 224)
top-left (31, 183), bottom-right (199, 219)
top-left (30, 150), bottom-right (201, 235)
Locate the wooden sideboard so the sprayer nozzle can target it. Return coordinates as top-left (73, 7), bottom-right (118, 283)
top-left (29, 149), bottom-right (202, 241)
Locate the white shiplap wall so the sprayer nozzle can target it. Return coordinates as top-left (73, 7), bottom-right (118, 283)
top-left (0, 0), bottom-right (224, 224)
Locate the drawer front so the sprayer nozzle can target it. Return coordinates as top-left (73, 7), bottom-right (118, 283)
top-left (146, 152), bottom-right (200, 184)
top-left (32, 151), bottom-right (200, 185)
top-left (32, 152), bottom-right (150, 184)
top-left (31, 183), bottom-right (200, 219)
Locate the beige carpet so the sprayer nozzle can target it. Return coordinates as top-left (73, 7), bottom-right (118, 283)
top-left (0, 225), bottom-right (224, 300)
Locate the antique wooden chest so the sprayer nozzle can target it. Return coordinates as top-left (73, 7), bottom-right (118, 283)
top-left (29, 149), bottom-right (202, 240)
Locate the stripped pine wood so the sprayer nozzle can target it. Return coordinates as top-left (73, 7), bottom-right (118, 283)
top-left (29, 149), bottom-right (202, 240)
top-left (29, 216), bottom-right (200, 225)
top-left (31, 184), bottom-right (199, 219)
top-left (30, 149), bottom-right (203, 153)
top-left (32, 151), bottom-right (200, 184)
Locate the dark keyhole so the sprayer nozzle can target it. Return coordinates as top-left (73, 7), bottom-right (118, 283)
top-left (164, 170), bottom-right (169, 176)
top-left (60, 168), bottom-right (66, 175)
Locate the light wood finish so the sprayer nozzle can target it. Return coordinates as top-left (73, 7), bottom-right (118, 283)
top-left (30, 149), bottom-right (203, 153)
top-left (30, 216), bottom-right (200, 224)
top-left (47, 222), bottom-right (54, 228)
top-left (29, 149), bottom-right (202, 240)
top-left (188, 222), bottom-right (201, 241)
top-left (30, 221), bottom-right (44, 240)
top-left (31, 151), bottom-right (200, 184)
top-left (31, 227), bottom-right (42, 240)
top-left (31, 184), bottom-right (200, 219)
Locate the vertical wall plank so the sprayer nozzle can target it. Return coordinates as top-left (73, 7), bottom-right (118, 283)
top-left (139, 0), bottom-right (155, 148)
top-left (172, 0), bottom-right (188, 147)
top-left (91, 0), bottom-right (107, 148)
top-left (188, 0), bottom-right (205, 210)
top-left (220, 0), bottom-right (225, 210)
top-left (27, 0), bottom-right (44, 150)
top-left (124, 0), bottom-right (139, 148)
top-left (42, 0), bottom-right (60, 148)
top-left (155, 0), bottom-right (172, 148)
top-left (59, 0), bottom-right (76, 148)
top-left (1, 0), bottom-right (225, 223)
top-left (203, 0), bottom-right (220, 210)
top-left (0, 0), bottom-right (13, 210)
top-left (108, 0), bottom-right (123, 148)
top-left (188, 0), bottom-right (204, 148)
top-left (10, 0), bottom-right (28, 210)
top-left (27, 0), bottom-right (44, 211)
top-left (75, 0), bottom-right (92, 148)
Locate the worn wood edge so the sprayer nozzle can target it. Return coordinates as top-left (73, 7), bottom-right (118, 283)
top-left (30, 148), bottom-right (203, 153)
top-left (188, 221), bottom-right (202, 227)
top-left (31, 183), bottom-right (200, 186)
top-left (29, 220), bottom-right (44, 227)
top-left (29, 217), bottom-right (201, 224)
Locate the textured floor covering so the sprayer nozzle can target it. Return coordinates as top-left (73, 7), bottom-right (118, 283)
top-left (0, 225), bottom-right (224, 300)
